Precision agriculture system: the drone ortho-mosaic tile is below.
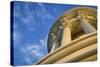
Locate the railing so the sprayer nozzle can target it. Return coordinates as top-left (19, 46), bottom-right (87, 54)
top-left (36, 32), bottom-right (97, 64)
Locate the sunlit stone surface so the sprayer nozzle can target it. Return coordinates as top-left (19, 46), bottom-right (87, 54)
top-left (36, 7), bottom-right (97, 64)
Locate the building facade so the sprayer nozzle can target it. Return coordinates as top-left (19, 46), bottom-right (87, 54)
top-left (36, 7), bottom-right (97, 64)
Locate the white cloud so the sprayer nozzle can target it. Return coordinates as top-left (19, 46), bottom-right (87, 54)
top-left (20, 42), bottom-right (45, 63)
top-left (40, 35), bottom-right (48, 51)
top-left (40, 38), bottom-right (47, 46)
top-left (24, 57), bottom-right (33, 64)
top-left (20, 35), bottom-right (48, 64)
top-left (13, 31), bottom-right (22, 46)
top-left (14, 2), bottom-right (55, 33)
top-left (36, 3), bottom-right (54, 20)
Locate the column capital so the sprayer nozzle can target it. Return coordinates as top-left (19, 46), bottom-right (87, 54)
top-left (77, 10), bottom-right (87, 20)
top-left (60, 17), bottom-right (72, 29)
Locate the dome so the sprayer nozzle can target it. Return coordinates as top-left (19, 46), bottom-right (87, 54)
top-left (36, 7), bottom-right (97, 64)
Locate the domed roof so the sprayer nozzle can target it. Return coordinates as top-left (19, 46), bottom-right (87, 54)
top-left (47, 7), bottom-right (97, 53)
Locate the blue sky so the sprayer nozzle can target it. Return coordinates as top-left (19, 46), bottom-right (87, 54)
top-left (11, 1), bottom-right (97, 66)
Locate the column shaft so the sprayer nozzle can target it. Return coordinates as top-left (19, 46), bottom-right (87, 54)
top-left (81, 19), bottom-right (96, 34)
top-left (61, 26), bottom-right (71, 46)
top-left (50, 43), bottom-right (56, 52)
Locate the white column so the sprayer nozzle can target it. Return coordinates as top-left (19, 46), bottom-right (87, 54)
top-left (50, 43), bottom-right (56, 52)
top-left (80, 18), bottom-right (96, 34)
top-left (61, 26), bottom-right (71, 46)
top-left (50, 33), bottom-right (56, 52)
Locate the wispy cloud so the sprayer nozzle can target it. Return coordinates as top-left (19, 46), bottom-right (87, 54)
top-left (40, 35), bottom-right (48, 52)
top-left (35, 3), bottom-right (54, 24)
top-left (13, 2), bottom-right (56, 65)
top-left (13, 29), bottom-right (21, 47)
top-left (14, 3), bottom-right (36, 32)
top-left (24, 57), bottom-right (33, 64)
top-left (13, 32), bottom-right (21, 41)
top-left (20, 35), bottom-right (48, 64)
top-left (14, 2), bottom-right (55, 33)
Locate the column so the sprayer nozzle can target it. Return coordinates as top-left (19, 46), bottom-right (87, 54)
top-left (50, 33), bottom-right (57, 52)
top-left (50, 43), bottom-right (56, 52)
top-left (78, 10), bottom-right (96, 34)
top-left (61, 26), bottom-right (71, 46)
top-left (80, 18), bottom-right (96, 34)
